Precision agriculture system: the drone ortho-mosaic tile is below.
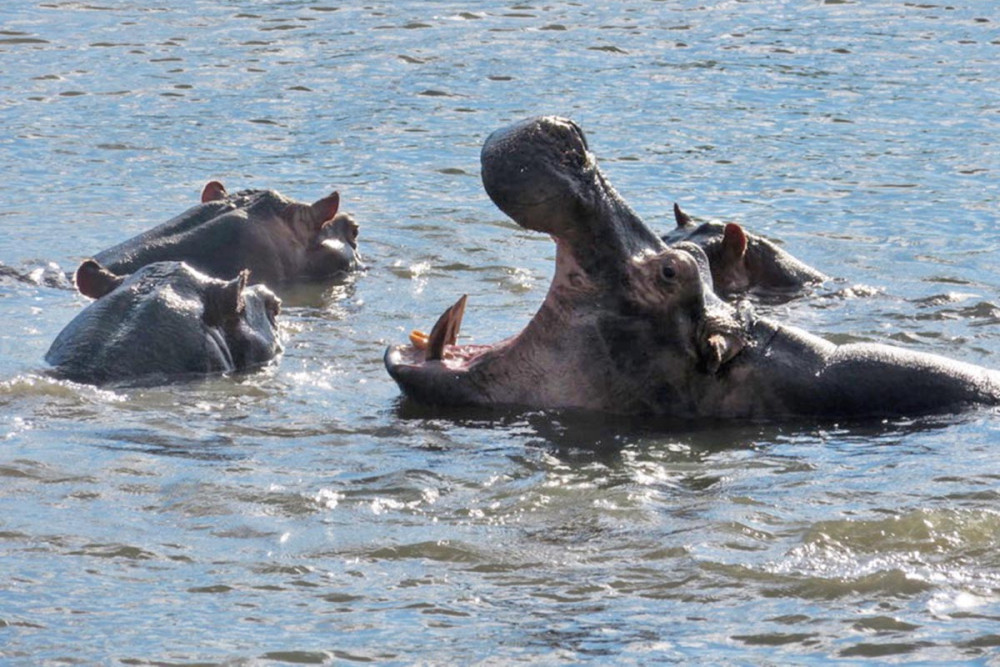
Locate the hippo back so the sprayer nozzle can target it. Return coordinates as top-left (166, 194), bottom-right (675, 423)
top-left (93, 190), bottom-right (293, 282)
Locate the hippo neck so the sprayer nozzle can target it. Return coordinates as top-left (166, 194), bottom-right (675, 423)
top-left (561, 175), bottom-right (666, 283)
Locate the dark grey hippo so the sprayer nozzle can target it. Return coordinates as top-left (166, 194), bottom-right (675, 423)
top-left (384, 116), bottom-right (1000, 419)
top-left (663, 204), bottom-right (827, 295)
top-left (47, 260), bottom-right (282, 384)
top-left (79, 181), bottom-right (361, 295)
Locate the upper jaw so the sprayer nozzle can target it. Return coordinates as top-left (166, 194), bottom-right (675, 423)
top-left (480, 116), bottom-right (605, 238)
top-left (480, 116), bottom-right (664, 285)
top-left (480, 116), bottom-right (595, 235)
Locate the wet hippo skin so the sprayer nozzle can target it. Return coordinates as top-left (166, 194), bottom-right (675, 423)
top-left (47, 260), bottom-right (282, 385)
top-left (81, 181), bottom-right (361, 291)
top-left (663, 203), bottom-right (827, 296)
top-left (385, 116), bottom-right (1000, 419)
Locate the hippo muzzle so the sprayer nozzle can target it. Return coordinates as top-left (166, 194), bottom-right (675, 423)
top-left (480, 117), bottom-right (595, 236)
top-left (481, 116), bottom-right (664, 282)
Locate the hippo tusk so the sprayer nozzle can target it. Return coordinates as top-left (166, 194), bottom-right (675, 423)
top-left (409, 330), bottom-right (429, 350)
top-left (424, 295), bottom-right (468, 361)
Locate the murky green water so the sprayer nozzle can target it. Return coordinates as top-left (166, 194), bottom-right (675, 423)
top-left (2, 1), bottom-right (1000, 663)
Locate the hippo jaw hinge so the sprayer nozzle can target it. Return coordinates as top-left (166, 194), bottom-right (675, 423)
top-left (696, 307), bottom-right (749, 374)
top-left (700, 329), bottom-right (745, 374)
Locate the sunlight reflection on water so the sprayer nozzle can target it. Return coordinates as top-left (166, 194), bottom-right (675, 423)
top-left (1, 0), bottom-right (1000, 663)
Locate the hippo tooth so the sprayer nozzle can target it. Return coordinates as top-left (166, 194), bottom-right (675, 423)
top-left (425, 295), bottom-right (468, 362)
top-left (409, 330), bottom-right (429, 350)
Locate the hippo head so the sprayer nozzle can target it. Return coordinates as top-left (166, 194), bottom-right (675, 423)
top-left (307, 211), bottom-right (362, 279)
top-left (201, 181), bottom-right (362, 282)
top-left (385, 116), bottom-right (748, 414)
top-left (664, 204), bottom-right (826, 295)
top-left (48, 260), bottom-right (282, 384)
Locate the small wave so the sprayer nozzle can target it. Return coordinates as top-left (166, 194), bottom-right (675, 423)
top-left (0, 37), bottom-right (49, 45)
top-left (67, 542), bottom-right (159, 561)
top-left (797, 508), bottom-right (1000, 557)
top-left (826, 283), bottom-right (883, 299)
top-left (0, 374), bottom-right (126, 403)
top-left (914, 298), bottom-right (1000, 324)
top-left (0, 261), bottom-right (72, 289)
top-left (759, 508), bottom-right (1000, 601)
top-left (366, 539), bottom-right (483, 564)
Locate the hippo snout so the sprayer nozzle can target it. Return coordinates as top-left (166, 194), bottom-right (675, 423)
top-left (480, 116), bottom-right (598, 237)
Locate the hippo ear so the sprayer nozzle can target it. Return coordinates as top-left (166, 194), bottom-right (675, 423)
top-left (201, 181), bottom-right (228, 203)
top-left (74, 259), bottom-right (124, 299)
top-left (280, 192), bottom-right (341, 235)
top-left (701, 331), bottom-right (745, 375)
top-left (309, 191), bottom-right (340, 226)
top-left (673, 203), bottom-right (694, 229)
top-left (203, 270), bottom-right (248, 327)
top-left (721, 223), bottom-right (748, 264)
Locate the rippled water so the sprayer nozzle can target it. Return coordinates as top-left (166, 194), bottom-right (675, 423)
top-left (3, 1), bottom-right (1000, 663)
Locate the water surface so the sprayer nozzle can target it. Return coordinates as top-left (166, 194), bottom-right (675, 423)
top-left (2, 1), bottom-right (1000, 663)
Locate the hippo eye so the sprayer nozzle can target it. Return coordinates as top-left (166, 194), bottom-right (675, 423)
top-left (265, 294), bottom-right (281, 326)
top-left (660, 264), bottom-right (676, 282)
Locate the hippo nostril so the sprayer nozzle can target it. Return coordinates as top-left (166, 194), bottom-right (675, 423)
top-left (567, 119), bottom-right (588, 151)
top-left (549, 118), bottom-right (589, 152)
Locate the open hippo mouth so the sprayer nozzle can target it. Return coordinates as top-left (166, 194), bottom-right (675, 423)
top-left (385, 116), bottom-right (738, 412)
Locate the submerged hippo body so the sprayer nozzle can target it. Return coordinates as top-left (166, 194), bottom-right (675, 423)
top-left (47, 260), bottom-right (282, 384)
top-left (663, 204), bottom-right (826, 295)
top-left (83, 182), bottom-right (360, 294)
top-left (385, 116), bottom-right (1000, 419)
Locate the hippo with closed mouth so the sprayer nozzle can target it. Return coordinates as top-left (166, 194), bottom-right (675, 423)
top-left (664, 204), bottom-right (827, 295)
top-left (79, 181), bottom-right (361, 295)
top-left (47, 259), bottom-right (282, 385)
top-left (384, 116), bottom-right (1000, 418)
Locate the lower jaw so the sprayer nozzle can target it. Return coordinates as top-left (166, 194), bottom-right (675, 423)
top-left (384, 347), bottom-right (484, 407)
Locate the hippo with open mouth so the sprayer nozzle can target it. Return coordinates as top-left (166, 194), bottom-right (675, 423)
top-left (47, 260), bottom-right (282, 385)
top-left (384, 116), bottom-right (1000, 419)
top-left (79, 181), bottom-right (360, 295)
